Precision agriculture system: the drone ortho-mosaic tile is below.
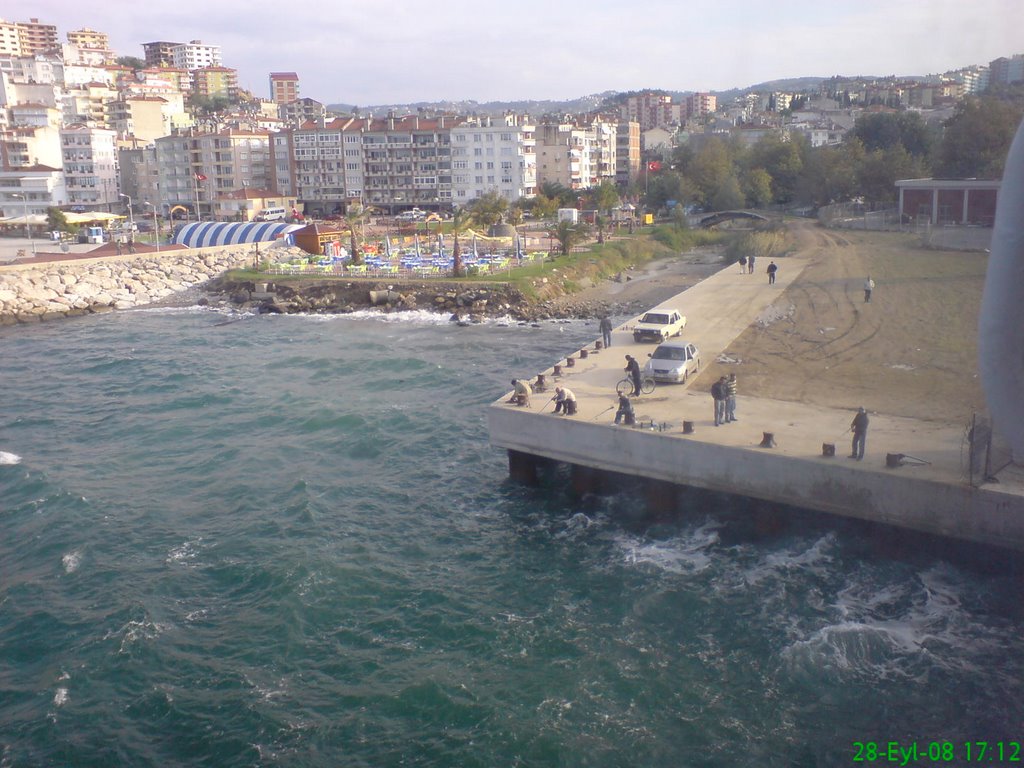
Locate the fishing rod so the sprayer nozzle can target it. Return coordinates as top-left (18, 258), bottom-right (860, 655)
top-left (593, 404), bottom-right (614, 420)
top-left (538, 395), bottom-right (557, 414)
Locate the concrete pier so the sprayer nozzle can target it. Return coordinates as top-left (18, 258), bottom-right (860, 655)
top-left (488, 253), bottom-right (1024, 552)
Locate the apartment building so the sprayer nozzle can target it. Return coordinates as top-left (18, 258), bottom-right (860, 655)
top-left (616, 120), bottom-right (640, 186)
top-left (170, 40), bottom-right (221, 71)
top-left (272, 114), bottom-right (467, 214)
top-left (60, 123), bottom-right (119, 210)
top-left (63, 81), bottom-right (118, 126)
top-left (684, 92), bottom-right (717, 120)
top-left (192, 66), bottom-right (238, 101)
top-left (154, 128), bottom-right (271, 218)
top-left (621, 93), bottom-right (681, 131)
top-left (1, 123), bottom-right (63, 168)
top-left (0, 168), bottom-right (67, 220)
top-left (270, 72), bottom-right (299, 105)
top-left (279, 97), bottom-right (327, 128)
top-left (66, 27), bottom-right (109, 51)
top-left (990, 55), bottom-right (1024, 86)
top-left (108, 95), bottom-right (174, 144)
top-left (142, 41), bottom-right (181, 67)
top-left (449, 114), bottom-right (536, 205)
top-left (15, 18), bottom-right (58, 57)
top-left (535, 121), bottom-right (619, 191)
top-left (0, 20), bottom-right (23, 56)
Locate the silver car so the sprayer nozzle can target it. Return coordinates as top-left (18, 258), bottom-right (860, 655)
top-left (643, 340), bottom-right (700, 383)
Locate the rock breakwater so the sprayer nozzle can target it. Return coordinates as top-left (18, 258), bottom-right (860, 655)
top-left (0, 247), bottom-right (253, 324)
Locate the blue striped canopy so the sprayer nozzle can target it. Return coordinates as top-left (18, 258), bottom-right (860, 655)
top-left (172, 221), bottom-right (302, 248)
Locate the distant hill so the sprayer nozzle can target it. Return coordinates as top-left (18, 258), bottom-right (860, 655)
top-left (325, 77), bottom-right (845, 117)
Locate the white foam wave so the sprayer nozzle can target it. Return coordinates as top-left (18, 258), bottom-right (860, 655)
top-left (53, 687), bottom-right (69, 707)
top-left (0, 451), bottom-right (22, 465)
top-left (166, 538), bottom-right (202, 565)
top-left (617, 524), bottom-right (720, 574)
top-left (61, 551), bottom-right (82, 573)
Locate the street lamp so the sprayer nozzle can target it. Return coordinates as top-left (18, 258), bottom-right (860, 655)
top-left (119, 193), bottom-right (134, 233)
top-left (144, 201), bottom-right (160, 252)
top-left (10, 193), bottom-right (35, 256)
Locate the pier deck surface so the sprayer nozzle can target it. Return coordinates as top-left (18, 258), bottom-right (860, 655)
top-left (489, 224), bottom-right (1024, 549)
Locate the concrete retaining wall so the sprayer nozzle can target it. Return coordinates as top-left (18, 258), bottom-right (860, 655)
top-left (489, 407), bottom-right (1024, 551)
top-left (0, 244), bottom-right (254, 323)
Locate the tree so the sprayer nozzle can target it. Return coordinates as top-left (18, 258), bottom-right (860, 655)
top-left (116, 56), bottom-right (146, 71)
top-left (850, 111), bottom-right (934, 159)
top-left (448, 207), bottom-right (475, 277)
top-left (935, 96), bottom-right (1024, 179)
top-left (710, 174), bottom-right (745, 211)
top-left (344, 203), bottom-right (371, 265)
top-left (690, 137), bottom-right (739, 207)
top-left (746, 133), bottom-right (804, 203)
top-left (539, 181), bottom-right (576, 207)
top-left (467, 190), bottom-right (507, 229)
top-left (856, 146), bottom-right (927, 203)
top-left (530, 193), bottom-right (560, 221)
top-left (591, 180), bottom-right (620, 216)
top-left (796, 141), bottom-right (863, 207)
top-left (46, 207), bottom-right (75, 235)
top-left (549, 220), bottom-right (590, 255)
top-left (742, 168), bottom-right (774, 208)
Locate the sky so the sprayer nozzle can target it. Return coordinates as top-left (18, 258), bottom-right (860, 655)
top-left (17, 0), bottom-right (1024, 106)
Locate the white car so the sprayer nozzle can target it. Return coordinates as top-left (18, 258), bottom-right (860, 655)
top-left (643, 340), bottom-right (700, 384)
top-left (395, 208), bottom-right (426, 221)
top-left (632, 308), bottom-right (686, 343)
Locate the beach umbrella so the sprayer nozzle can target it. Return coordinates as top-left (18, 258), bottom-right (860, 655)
top-left (385, 235), bottom-right (392, 257)
top-left (472, 233), bottom-right (478, 259)
top-left (414, 233), bottom-right (421, 258)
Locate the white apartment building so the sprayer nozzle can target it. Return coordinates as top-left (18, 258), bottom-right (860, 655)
top-left (0, 168), bottom-right (67, 221)
top-left (170, 40), bottom-right (222, 72)
top-left (154, 129), bottom-right (270, 218)
top-left (449, 114), bottom-right (536, 205)
top-left (60, 123), bottom-right (119, 209)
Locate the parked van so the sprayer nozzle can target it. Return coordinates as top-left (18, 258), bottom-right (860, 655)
top-left (255, 206), bottom-right (286, 222)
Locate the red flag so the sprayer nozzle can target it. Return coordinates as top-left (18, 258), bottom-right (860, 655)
top-left (194, 173), bottom-right (207, 181)
top-left (647, 161), bottom-right (662, 172)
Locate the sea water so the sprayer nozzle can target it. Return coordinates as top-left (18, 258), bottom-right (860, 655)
top-left (1, 307), bottom-right (1022, 767)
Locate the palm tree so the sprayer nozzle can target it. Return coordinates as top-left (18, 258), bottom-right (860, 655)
top-left (448, 207), bottom-right (475, 277)
top-left (550, 220), bottom-right (590, 255)
top-left (344, 203), bottom-right (370, 265)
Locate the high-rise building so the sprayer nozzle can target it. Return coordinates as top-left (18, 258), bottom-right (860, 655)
top-left (142, 41), bottom-right (182, 67)
top-left (67, 27), bottom-right (109, 50)
top-left (60, 124), bottom-right (120, 210)
top-left (270, 72), bottom-right (300, 104)
top-left (449, 114), bottom-right (536, 205)
top-left (170, 40), bottom-right (222, 71)
top-left (620, 93), bottom-right (681, 131)
top-left (16, 17), bottom-right (58, 56)
top-left (192, 66), bottom-right (238, 101)
top-left (990, 55), bottom-right (1024, 86)
top-left (0, 18), bottom-right (22, 55)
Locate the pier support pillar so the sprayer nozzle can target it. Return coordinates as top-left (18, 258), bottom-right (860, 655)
top-left (644, 479), bottom-right (679, 515)
top-left (570, 464), bottom-right (605, 497)
top-left (508, 450), bottom-right (540, 486)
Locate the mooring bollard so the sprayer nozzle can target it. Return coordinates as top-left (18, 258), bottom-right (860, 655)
top-left (553, 364), bottom-right (562, 376)
top-left (759, 432), bottom-right (776, 448)
top-left (595, 340), bottom-right (604, 350)
top-left (534, 373), bottom-right (547, 392)
top-left (579, 349), bottom-right (588, 359)
top-left (565, 357), bottom-right (575, 368)
top-left (822, 443), bottom-right (835, 457)
top-left (682, 420), bottom-right (694, 434)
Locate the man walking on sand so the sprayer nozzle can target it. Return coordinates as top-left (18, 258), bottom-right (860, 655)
top-left (864, 276), bottom-right (875, 303)
top-left (767, 261), bottom-right (778, 285)
top-left (748, 254), bottom-right (755, 274)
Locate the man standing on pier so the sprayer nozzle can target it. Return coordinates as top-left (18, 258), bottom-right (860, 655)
top-left (712, 376), bottom-right (728, 426)
top-left (850, 407), bottom-right (869, 460)
top-left (599, 315), bottom-right (613, 347)
top-left (725, 373), bottom-right (738, 422)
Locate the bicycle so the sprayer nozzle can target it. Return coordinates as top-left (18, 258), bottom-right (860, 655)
top-left (616, 375), bottom-right (656, 396)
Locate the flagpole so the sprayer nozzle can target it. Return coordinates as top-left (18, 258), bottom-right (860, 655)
top-left (194, 173), bottom-right (202, 223)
